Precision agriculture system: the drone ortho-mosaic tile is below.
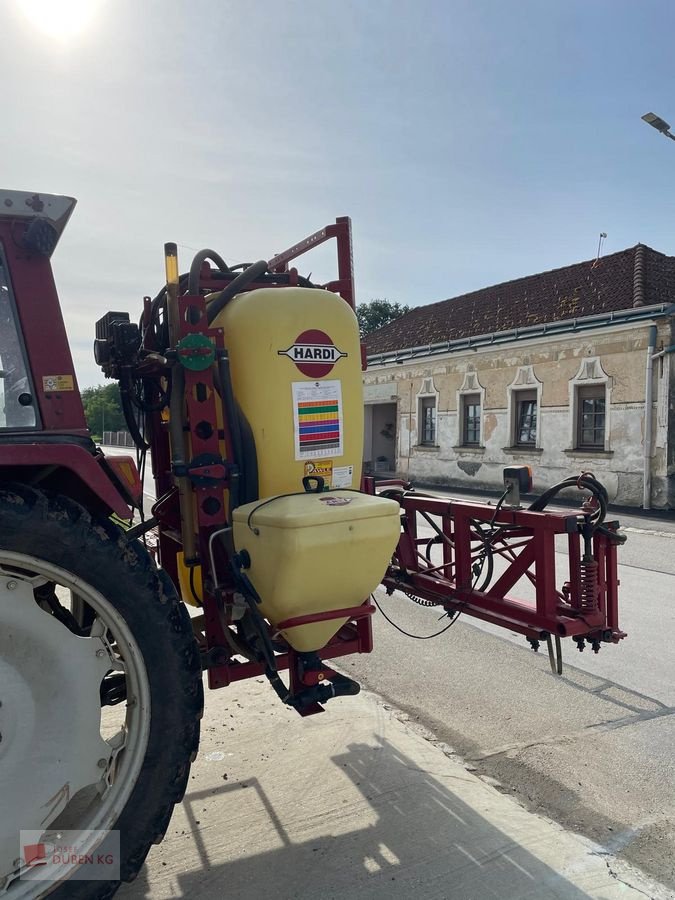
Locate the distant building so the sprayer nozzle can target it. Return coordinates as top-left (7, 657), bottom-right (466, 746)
top-left (363, 244), bottom-right (675, 508)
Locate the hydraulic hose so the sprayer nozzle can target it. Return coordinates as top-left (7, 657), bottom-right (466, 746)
top-left (237, 405), bottom-right (259, 504)
top-left (206, 260), bottom-right (268, 324)
top-left (528, 473), bottom-right (608, 525)
top-left (119, 369), bottom-right (149, 451)
top-left (187, 249), bottom-right (230, 296)
top-left (146, 266), bottom-right (314, 352)
top-left (213, 355), bottom-right (259, 509)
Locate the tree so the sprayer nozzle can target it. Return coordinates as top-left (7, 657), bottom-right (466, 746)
top-left (81, 383), bottom-right (125, 440)
top-left (356, 298), bottom-right (411, 337)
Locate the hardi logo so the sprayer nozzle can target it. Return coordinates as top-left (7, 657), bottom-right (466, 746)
top-left (278, 329), bottom-right (348, 378)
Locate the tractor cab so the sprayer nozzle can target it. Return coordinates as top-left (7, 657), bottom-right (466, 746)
top-left (0, 190), bottom-right (80, 434)
top-left (0, 190), bottom-right (141, 517)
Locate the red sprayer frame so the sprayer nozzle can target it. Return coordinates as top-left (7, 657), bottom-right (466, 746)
top-left (367, 481), bottom-right (624, 648)
top-left (144, 216), bottom-right (625, 712)
top-left (268, 217), bottom-right (356, 309)
top-left (140, 219), bottom-right (375, 711)
top-left (142, 218), bottom-right (625, 708)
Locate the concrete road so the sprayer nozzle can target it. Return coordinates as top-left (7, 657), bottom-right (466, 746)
top-left (119, 677), bottom-right (665, 900)
top-left (347, 503), bottom-right (675, 892)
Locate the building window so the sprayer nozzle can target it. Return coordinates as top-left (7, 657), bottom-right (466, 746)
top-left (576, 385), bottom-right (605, 449)
top-left (419, 396), bottom-right (436, 445)
top-left (462, 394), bottom-right (481, 445)
top-left (515, 390), bottom-right (537, 446)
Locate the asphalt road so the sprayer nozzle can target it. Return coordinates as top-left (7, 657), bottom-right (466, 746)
top-left (346, 513), bottom-right (675, 892)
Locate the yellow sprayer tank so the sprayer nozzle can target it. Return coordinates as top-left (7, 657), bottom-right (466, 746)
top-left (232, 492), bottom-right (400, 651)
top-left (213, 286), bottom-right (400, 652)
top-left (212, 287), bottom-right (364, 496)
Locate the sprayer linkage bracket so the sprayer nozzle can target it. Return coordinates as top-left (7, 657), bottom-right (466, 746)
top-left (172, 452), bottom-right (230, 487)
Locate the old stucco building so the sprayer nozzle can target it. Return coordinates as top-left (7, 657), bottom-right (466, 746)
top-left (363, 244), bottom-right (675, 508)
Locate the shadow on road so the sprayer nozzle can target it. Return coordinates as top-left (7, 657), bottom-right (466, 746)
top-left (122, 735), bottom-right (597, 900)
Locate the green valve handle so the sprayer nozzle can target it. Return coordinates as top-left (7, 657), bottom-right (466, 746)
top-left (176, 333), bottom-right (216, 371)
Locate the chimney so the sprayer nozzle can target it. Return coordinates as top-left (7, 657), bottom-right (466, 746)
top-left (633, 244), bottom-right (645, 307)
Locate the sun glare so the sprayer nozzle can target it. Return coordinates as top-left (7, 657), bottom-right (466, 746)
top-left (17, 0), bottom-right (105, 40)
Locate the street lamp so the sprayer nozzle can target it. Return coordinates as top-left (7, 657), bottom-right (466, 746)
top-left (641, 111), bottom-right (675, 142)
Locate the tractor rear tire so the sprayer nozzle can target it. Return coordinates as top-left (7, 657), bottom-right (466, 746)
top-left (0, 485), bottom-right (203, 899)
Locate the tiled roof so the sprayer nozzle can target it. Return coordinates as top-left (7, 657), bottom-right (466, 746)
top-left (365, 244), bottom-right (675, 355)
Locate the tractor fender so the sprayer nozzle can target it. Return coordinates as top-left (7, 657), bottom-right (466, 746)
top-left (0, 440), bottom-right (132, 518)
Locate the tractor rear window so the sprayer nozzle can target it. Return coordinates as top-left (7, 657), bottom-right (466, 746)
top-left (0, 248), bottom-right (36, 428)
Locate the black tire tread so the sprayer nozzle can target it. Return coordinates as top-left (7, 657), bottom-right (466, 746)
top-left (0, 484), bottom-right (203, 899)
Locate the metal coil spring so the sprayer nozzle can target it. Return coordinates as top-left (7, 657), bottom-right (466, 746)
top-left (579, 559), bottom-right (599, 612)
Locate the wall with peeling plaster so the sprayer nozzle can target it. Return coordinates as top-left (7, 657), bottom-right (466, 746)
top-left (363, 320), bottom-right (674, 508)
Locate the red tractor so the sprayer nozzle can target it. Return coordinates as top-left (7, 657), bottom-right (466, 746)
top-left (0, 190), bottom-right (626, 898)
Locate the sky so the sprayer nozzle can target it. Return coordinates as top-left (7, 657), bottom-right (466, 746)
top-left (1, 0), bottom-right (674, 386)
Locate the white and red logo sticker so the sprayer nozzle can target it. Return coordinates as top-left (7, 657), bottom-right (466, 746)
top-left (278, 330), bottom-right (348, 378)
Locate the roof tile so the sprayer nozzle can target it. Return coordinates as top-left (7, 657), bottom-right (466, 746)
top-left (365, 245), bottom-right (675, 355)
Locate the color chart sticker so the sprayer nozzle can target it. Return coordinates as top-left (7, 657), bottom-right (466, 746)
top-left (292, 380), bottom-right (343, 460)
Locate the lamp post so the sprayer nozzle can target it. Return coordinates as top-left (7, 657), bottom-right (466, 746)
top-left (641, 111), bottom-right (675, 142)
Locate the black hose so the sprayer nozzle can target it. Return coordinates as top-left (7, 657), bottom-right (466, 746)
top-left (145, 267), bottom-right (315, 352)
top-left (187, 249), bottom-right (230, 295)
top-left (119, 370), bottom-right (150, 451)
top-left (214, 355), bottom-right (259, 510)
top-left (128, 377), bottom-right (168, 413)
top-left (143, 274), bottom-right (188, 353)
top-left (528, 473), bottom-right (608, 524)
top-left (206, 260), bottom-right (268, 324)
top-left (208, 269), bottom-right (316, 288)
top-left (237, 404), bottom-right (259, 504)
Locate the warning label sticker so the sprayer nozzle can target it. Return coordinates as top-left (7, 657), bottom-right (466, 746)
top-left (304, 460), bottom-right (333, 485)
top-left (293, 380), bottom-right (343, 461)
top-left (42, 375), bottom-right (74, 392)
top-left (332, 465), bottom-right (354, 489)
